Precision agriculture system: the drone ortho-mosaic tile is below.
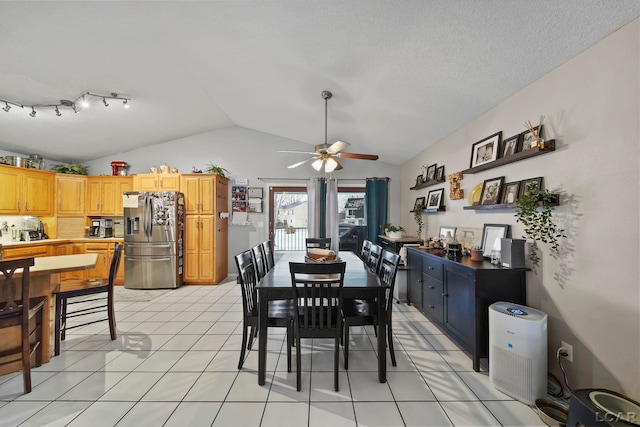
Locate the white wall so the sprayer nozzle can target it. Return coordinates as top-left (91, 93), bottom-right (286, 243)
top-left (86, 125), bottom-right (401, 254)
top-left (401, 20), bottom-right (639, 399)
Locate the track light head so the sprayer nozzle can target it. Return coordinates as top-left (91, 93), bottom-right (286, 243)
top-left (2, 102), bottom-right (10, 112)
top-left (80, 95), bottom-right (89, 109)
top-left (103, 97), bottom-right (109, 107)
top-left (30, 107), bottom-right (36, 118)
top-left (55, 106), bottom-right (61, 116)
top-left (123, 99), bottom-right (130, 109)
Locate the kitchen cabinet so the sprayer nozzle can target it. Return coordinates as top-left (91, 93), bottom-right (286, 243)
top-left (84, 242), bottom-right (112, 280)
top-left (56, 174), bottom-right (86, 216)
top-left (0, 165), bottom-right (54, 216)
top-left (406, 247), bottom-right (527, 371)
top-left (180, 174), bottom-right (215, 214)
top-left (132, 173), bottom-right (181, 192)
top-left (86, 176), bottom-right (132, 216)
top-left (182, 174), bottom-right (228, 284)
top-left (2, 244), bottom-right (50, 260)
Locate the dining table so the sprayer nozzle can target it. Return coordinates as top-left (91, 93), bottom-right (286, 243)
top-left (256, 251), bottom-right (390, 385)
top-left (0, 253), bottom-right (98, 374)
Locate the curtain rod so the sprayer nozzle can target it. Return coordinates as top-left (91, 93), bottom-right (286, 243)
top-left (257, 177), bottom-right (365, 182)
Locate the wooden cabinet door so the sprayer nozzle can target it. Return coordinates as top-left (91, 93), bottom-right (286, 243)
top-left (86, 178), bottom-right (103, 215)
top-left (159, 174), bottom-right (181, 191)
top-left (84, 242), bottom-right (111, 280)
top-left (444, 265), bottom-right (474, 347)
top-left (2, 245), bottom-right (50, 260)
top-left (56, 174), bottom-right (86, 216)
top-left (100, 179), bottom-right (117, 214)
top-left (63, 243), bottom-right (86, 280)
top-left (0, 166), bottom-right (22, 214)
top-left (198, 216), bottom-right (214, 281)
top-left (407, 250), bottom-right (422, 308)
top-left (114, 177), bottom-right (132, 215)
top-left (183, 215), bottom-right (200, 282)
top-left (199, 176), bottom-right (215, 214)
top-left (22, 169), bottom-right (54, 216)
top-left (133, 174), bottom-right (159, 191)
top-left (180, 175), bottom-right (202, 214)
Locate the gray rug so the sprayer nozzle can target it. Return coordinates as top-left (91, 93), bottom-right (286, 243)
top-left (114, 288), bottom-right (172, 302)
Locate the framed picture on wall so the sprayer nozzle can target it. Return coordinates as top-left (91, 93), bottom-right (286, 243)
top-left (500, 134), bottom-right (521, 158)
top-left (481, 224), bottom-right (510, 257)
top-left (501, 181), bottom-right (520, 204)
top-left (426, 188), bottom-right (444, 210)
top-left (414, 197), bottom-right (425, 212)
top-left (426, 163), bottom-right (437, 181)
top-left (521, 125), bottom-right (544, 151)
top-left (435, 165), bottom-right (445, 182)
top-left (480, 176), bottom-right (504, 205)
top-left (520, 177), bottom-right (543, 197)
top-left (470, 131), bottom-right (502, 168)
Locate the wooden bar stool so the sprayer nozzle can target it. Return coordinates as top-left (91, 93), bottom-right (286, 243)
top-left (0, 257), bottom-right (46, 394)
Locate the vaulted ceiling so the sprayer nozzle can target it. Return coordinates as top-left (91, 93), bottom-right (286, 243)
top-left (1, 1), bottom-right (638, 165)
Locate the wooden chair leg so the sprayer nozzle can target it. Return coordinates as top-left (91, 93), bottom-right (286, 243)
top-left (343, 323), bottom-right (350, 370)
top-left (334, 333), bottom-right (340, 392)
top-left (247, 326), bottom-right (256, 350)
top-left (35, 308), bottom-right (43, 367)
top-left (238, 324), bottom-right (248, 369)
top-left (22, 323), bottom-right (31, 394)
top-left (60, 298), bottom-right (67, 341)
top-left (54, 295), bottom-right (63, 356)
top-left (108, 291), bottom-right (117, 341)
top-left (286, 322), bottom-right (292, 373)
top-left (295, 332), bottom-right (301, 392)
top-left (387, 322), bottom-right (397, 367)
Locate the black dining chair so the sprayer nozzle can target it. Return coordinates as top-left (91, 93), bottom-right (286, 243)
top-left (366, 243), bottom-right (383, 272)
top-left (342, 249), bottom-right (400, 370)
top-left (251, 244), bottom-right (267, 282)
top-left (289, 261), bottom-right (346, 391)
top-left (235, 250), bottom-right (293, 370)
top-left (305, 238), bottom-right (332, 250)
top-left (261, 240), bottom-right (275, 272)
top-left (53, 243), bottom-right (122, 356)
top-left (360, 239), bottom-right (372, 262)
top-left (0, 257), bottom-right (46, 394)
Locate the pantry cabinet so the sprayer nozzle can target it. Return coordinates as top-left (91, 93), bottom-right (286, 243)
top-left (0, 165), bottom-right (54, 216)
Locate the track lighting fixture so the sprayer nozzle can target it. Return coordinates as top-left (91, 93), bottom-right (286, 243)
top-left (0, 91), bottom-right (132, 118)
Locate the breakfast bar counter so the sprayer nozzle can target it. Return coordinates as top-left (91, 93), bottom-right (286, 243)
top-left (0, 253), bottom-right (98, 375)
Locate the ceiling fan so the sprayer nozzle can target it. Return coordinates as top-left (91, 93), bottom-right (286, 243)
top-left (279, 90), bottom-right (379, 173)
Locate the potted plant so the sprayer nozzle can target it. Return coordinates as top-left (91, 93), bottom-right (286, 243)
top-left (205, 162), bottom-right (230, 178)
top-left (50, 162), bottom-right (88, 175)
top-left (382, 223), bottom-right (405, 239)
top-left (514, 181), bottom-right (565, 266)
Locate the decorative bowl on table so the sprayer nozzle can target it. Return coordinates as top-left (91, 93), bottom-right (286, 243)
top-left (305, 248), bottom-right (340, 263)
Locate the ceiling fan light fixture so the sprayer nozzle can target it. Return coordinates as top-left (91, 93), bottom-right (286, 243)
top-left (324, 157), bottom-right (339, 173)
top-left (311, 159), bottom-right (324, 171)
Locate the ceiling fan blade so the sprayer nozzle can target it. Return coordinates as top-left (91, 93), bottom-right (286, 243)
top-left (338, 152), bottom-right (379, 161)
top-left (326, 140), bottom-right (350, 154)
top-left (278, 150), bottom-right (317, 155)
top-left (288, 157), bottom-right (316, 169)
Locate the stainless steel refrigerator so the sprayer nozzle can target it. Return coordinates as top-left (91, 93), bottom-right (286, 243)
top-left (124, 191), bottom-right (185, 289)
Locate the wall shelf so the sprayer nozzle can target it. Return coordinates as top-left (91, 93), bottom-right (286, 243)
top-left (410, 178), bottom-right (445, 191)
top-left (463, 194), bottom-right (559, 210)
top-left (462, 140), bottom-right (555, 174)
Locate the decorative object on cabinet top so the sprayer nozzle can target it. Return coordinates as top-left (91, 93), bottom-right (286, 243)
top-left (205, 162), bottom-right (230, 178)
top-left (51, 162), bottom-right (88, 175)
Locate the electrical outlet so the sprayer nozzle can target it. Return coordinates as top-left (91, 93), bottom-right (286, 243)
top-left (561, 341), bottom-right (573, 363)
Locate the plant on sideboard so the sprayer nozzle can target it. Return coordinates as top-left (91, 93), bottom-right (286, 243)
top-left (514, 181), bottom-right (565, 266)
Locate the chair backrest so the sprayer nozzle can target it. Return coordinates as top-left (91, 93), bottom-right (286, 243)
top-left (108, 243), bottom-right (123, 286)
top-left (366, 244), bottom-right (383, 272)
top-left (378, 250), bottom-right (401, 313)
top-left (360, 240), bottom-right (372, 261)
top-left (0, 257), bottom-right (35, 322)
top-left (305, 238), bottom-right (332, 250)
top-left (235, 250), bottom-right (258, 317)
top-left (251, 245), bottom-right (267, 281)
top-left (261, 240), bottom-right (275, 272)
top-left (289, 261), bottom-right (346, 333)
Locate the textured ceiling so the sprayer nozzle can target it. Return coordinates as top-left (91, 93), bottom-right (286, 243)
top-left (0, 1), bottom-right (638, 165)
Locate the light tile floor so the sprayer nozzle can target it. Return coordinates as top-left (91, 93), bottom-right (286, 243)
top-left (0, 277), bottom-right (546, 426)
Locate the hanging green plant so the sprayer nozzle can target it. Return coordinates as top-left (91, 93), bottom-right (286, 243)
top-left (514, 181), bottom-right (565, 265)
top-left (50, 162), bottom-right (88, 175)
top-left (414, 206), bottom-right (424, 239)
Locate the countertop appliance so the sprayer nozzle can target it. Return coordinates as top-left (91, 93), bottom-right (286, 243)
top-left (124, 191), bottom-right (185, 289)
top-left (90, 219), bottom-right (114, 238)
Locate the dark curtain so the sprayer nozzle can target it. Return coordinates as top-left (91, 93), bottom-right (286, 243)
top-left (318, 178), bottom-right (327, 237)
top-left (365, 177), bottom-right (389, 243)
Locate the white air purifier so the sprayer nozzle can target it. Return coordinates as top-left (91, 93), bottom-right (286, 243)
top-left (489, 302), bottom-right (548, 406)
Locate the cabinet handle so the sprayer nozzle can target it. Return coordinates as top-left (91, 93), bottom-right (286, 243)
top-left (18, 202), bottom-right (21, 210)
top-left (25, 202), bottom-right (29, 211)
top-left (428, 305), bottom-right (435, 309)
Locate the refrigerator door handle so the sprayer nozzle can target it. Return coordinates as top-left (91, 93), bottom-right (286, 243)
top-left (144, 194), bottom-right (151, 237)
top-left (126, 256), bottom-right (173, 262)
top-left (126, 243), bottom-right (173, 249)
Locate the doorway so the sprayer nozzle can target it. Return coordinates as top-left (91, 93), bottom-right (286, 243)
top-left (268, 186), bottom-right (367, 252)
